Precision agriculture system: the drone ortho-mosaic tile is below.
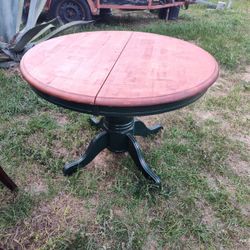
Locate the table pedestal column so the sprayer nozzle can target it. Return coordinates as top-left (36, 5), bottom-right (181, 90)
top-left (63, 116), bottom-right (163, 185)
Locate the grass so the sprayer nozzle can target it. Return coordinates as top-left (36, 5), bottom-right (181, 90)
top-left (0, 2), bottom-right (250, 249)
top-left (86, 2), bottom-right (250, 70)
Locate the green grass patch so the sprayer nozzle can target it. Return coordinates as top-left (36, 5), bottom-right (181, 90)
top-left (0, 192), bottom-right (34, 229)
top-left (1, 3), bottom-right (250, 249)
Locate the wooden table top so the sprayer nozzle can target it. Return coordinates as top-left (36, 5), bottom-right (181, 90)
top-left (20, 31), bottom-right (219, 107)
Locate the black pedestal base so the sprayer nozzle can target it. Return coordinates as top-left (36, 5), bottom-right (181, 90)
top-left (63, 117), bottom-right (163, 185)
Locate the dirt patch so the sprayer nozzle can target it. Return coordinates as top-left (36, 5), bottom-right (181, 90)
top-left (204, 172), bottom-right (237, 196)
top-left (11, 114), bottom-right (31, 125)
top-left (0, 186), bottom-right (18, 206)
top-left (90, 150), bottom-right (124, 190)
top-left (192, 110), bottom-right (231, 131)
top-left (24, 181), bottom-right (48, 195)
top-left (19, 164), bottom-right (48, 193)
top-left (92, 149), bottom-right (114, 169)
top-left (206, 71), bottom-right (243, 99)
top-left (229, 134), bottom-right (250, 150)
top-left (209, 78), bottom-right (232, 97)
top-left (139, 115), bottom-right (164, 126)
top-left (177, 235), bottom-right (201, 250)
top-left (3, 66), bottom-right (21, 78)
top-left (1, 192), bottom-right (96, 250)
top-left (202, 173), bottom-right (220, 191)
top-left (142, 233), bottom-right (159, 250)
top-left (227, 154), bottom-right (250, 177)
top-left (26, 132), bottom-right (45, 148)
top-left (0, 164), bottom-right (49, 207)
top-left (216, 175), bottom-right (237, 195)
top-left (112, 207), bottom-right (125, 218)
top-left (239, 203), bottom-right (250, 218)
top-left (83, 148), bottom-right (124, 179)
top-left (195, 198), bottom-right (224, 229)
top-left (194, 110), bottom-right (217, 122)
top-left (52, 139), bottom-right (69, 159)
top-left (242, 66), bottom-right (250, 82)
top-left (51, 112), bottom-right (69, 126)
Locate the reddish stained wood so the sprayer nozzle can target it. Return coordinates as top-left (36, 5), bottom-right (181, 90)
top-left (20, 31), bottom-right (132, 105)
top-left (20, 31), bottom-right (219, 108)
top-left (95, 32), bottom-right (219, 106)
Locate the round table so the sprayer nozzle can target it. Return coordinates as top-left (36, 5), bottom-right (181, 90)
top-left (20, 31), bottom-right (219, 185)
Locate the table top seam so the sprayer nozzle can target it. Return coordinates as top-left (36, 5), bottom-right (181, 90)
top-left (95, 61), bottom-right (219, 105)
top-left (93, 32), bottom-right (134, 105)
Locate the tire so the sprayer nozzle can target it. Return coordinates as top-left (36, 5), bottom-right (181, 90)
top-left (158, 8), bottom-right (168, 20)
top-left (48, 0), bottom-right (92, 23)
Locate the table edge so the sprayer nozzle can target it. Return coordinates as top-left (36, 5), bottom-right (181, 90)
top-left (30, 85), bottom-right (207, 117)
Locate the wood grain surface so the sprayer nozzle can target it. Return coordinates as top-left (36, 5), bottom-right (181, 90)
top-left (20, 31), bottom-right (219, 107)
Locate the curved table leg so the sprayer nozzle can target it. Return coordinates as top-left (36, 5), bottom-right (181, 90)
top-left (89, 116), bottom-right (104, 129)
top-left (134, 119), bottom-right (163, 137)
top-left (63, 131), bottom-right (108, 176)
top-left (126, 134), bottom-right (161, 185)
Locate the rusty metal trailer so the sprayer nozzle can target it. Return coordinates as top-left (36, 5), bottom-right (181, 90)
top-left (38, 0), bottom-right (194, 23)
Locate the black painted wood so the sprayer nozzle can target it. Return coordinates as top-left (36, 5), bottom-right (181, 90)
top-left (29, 87), bottom-right (207, 185)
top-left (63, 116), bottom-right (162, 185)
top-left (134, 119), bottom-right (163, 137)
top-left (127, 134), bottom-right (161, 185)
top-left (31, 86), bottom-right (206, 117)
top-left (64, 131), bottom-right (108, 176)
top-left (0, 166), bottom-right (18, 191)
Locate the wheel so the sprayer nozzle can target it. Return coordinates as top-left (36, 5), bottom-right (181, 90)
top-left (48, 0), bottom-right (92, 23)
top-left (158, 8), bottom-right (168, 20)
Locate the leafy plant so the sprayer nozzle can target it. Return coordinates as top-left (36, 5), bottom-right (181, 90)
top-left (0, 0), bottom-right (92, 68)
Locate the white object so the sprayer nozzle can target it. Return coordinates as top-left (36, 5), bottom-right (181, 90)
top-left (216, 1), bottom-right (226, 9)
top-left (227, 0), bottom-right (233, 9)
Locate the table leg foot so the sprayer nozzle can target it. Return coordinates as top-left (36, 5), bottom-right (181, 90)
top-left (63, 131), bottom-right (108, 176)
top-left (134, 119), bottom-right (163, 137)
top-left (126, 134), bottom-right (161, 185)
top-left (89, 116), bottom-right (104, 129)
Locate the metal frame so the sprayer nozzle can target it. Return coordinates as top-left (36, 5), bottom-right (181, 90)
top-left (44, 0), bottom-right (194, 16)
top-left (96, 0), bottom-right (190, 10)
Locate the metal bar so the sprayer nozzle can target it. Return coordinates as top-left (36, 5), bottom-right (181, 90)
top-left (96, 0), bottom-right (101, 8)
top-left (148, 0), bottom-right (153, 8)
top-left (99, 2), bottom-right (186, 10)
